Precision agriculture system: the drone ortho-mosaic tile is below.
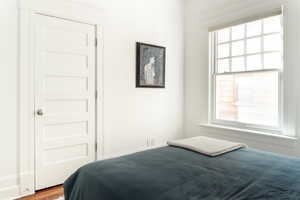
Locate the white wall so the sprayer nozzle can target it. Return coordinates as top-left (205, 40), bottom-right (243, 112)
top-left (0, 0), bottom-right (19, 199)
top-left (184, 0), bottom-right (300, 157)
top-left (0, 0), bottom-right (185, 199)
top-left (100, 0), bottom-right (184, 157)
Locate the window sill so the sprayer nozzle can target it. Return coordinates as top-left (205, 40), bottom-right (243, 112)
top-left (198, 123), bottom-right (297, 142)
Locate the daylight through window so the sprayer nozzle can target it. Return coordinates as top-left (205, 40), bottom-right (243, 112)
top-left (210, 14), bottom-right (283, 131)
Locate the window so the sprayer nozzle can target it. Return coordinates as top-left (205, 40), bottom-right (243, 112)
top-left (210, 14), bottom-right (283, 133)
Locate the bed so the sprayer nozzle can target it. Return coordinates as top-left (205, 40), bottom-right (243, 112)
top-left (64, 146), bottom-right (300, 200)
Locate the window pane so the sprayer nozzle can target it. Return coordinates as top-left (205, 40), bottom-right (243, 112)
top-left (247, 38), bottom-right (261, 54)
top-left (215, 75), bottom-right (237, 121)
top-left (247, 20), bottom-right (262, 37)
top-left (264, 15), bottom-right (281, 34)
top-left (232, 57), bottom-right (245, 72)
top-left (218, 28), bottom-right (230, 43)
top-left (216, 71), bottom-right (279, 126)
top-left (232, 41), bottom-right (244, 56)
top-left (232, 24), bottom-right (245, 40)
top-left (218, 59), bottom-right (230, 73)
top-left (218, 44), bottom-right (230, 58)
top-left (264, 52), bottom-right (282, 69)
top-left (247, 55), bottom-right (262, 70)
top-left (264, 34), bottom-right (281, 52)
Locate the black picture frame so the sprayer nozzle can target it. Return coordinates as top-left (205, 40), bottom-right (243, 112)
top-left (136, 42), bottom-right (166, 88)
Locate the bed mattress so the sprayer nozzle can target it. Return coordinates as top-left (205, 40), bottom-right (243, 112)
top-left (64, 146), bottom-right (300, 200)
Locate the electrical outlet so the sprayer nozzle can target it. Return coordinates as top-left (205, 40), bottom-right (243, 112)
top-left (146, 137), bottom-right (151, 147)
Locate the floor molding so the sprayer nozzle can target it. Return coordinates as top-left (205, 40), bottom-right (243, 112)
top-left (18, 185), bottom-right (63, 200)
top-left (0, 185), bottom-right (19, 200)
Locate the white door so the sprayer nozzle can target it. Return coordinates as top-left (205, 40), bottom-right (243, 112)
top-left (34, 14), bottom-right (96, 190)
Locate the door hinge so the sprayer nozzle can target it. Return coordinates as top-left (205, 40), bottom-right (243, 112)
top-left (95, 38), bottom-right (98, 47)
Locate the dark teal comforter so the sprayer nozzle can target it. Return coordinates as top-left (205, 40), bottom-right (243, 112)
top-left (64, 147), bottom-right (300, 200)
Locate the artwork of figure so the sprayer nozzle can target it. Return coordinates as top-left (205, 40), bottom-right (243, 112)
top-left (136, 43), bottom-right (166, 88)
top-left (144, 57), bottom-right (156, 85)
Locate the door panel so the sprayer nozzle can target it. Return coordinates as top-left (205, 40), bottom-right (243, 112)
top-left (34, 14), bottom-right (96, 190)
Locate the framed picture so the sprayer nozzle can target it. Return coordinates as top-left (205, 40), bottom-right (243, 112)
top-left (136, 42), bottom-right (166, 88)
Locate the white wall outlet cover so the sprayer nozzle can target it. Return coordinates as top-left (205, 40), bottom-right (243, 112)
top-left (146, 138), bottom-right (151, 147)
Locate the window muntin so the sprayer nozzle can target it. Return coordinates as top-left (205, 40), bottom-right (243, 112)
top-left (211, 14), bottom-right (283, 132)
top-left (216, 15), bottom-right (282, 74)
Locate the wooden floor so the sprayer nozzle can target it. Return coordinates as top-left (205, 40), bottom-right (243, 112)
top-left (18, 185), bottom-right (64, 200)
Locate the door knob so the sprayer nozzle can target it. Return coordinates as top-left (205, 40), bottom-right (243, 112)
top-left (36, 109), bottom-right (44, 116)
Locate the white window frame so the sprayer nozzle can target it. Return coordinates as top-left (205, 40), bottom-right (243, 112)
top-left (208, 13), bottom-right (285, 135)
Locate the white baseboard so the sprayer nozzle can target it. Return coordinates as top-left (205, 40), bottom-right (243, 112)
top-left (0, 184), bottom-right (19, 200)
top-left (0, 175), bottom-right (19, 200)
top-left (19, 171), bottom-right (35, 197)
top-left (0, 173), bottom-right (35, 200)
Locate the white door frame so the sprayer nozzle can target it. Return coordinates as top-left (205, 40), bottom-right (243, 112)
top-left (18, 1), bottom-right (104, 197)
